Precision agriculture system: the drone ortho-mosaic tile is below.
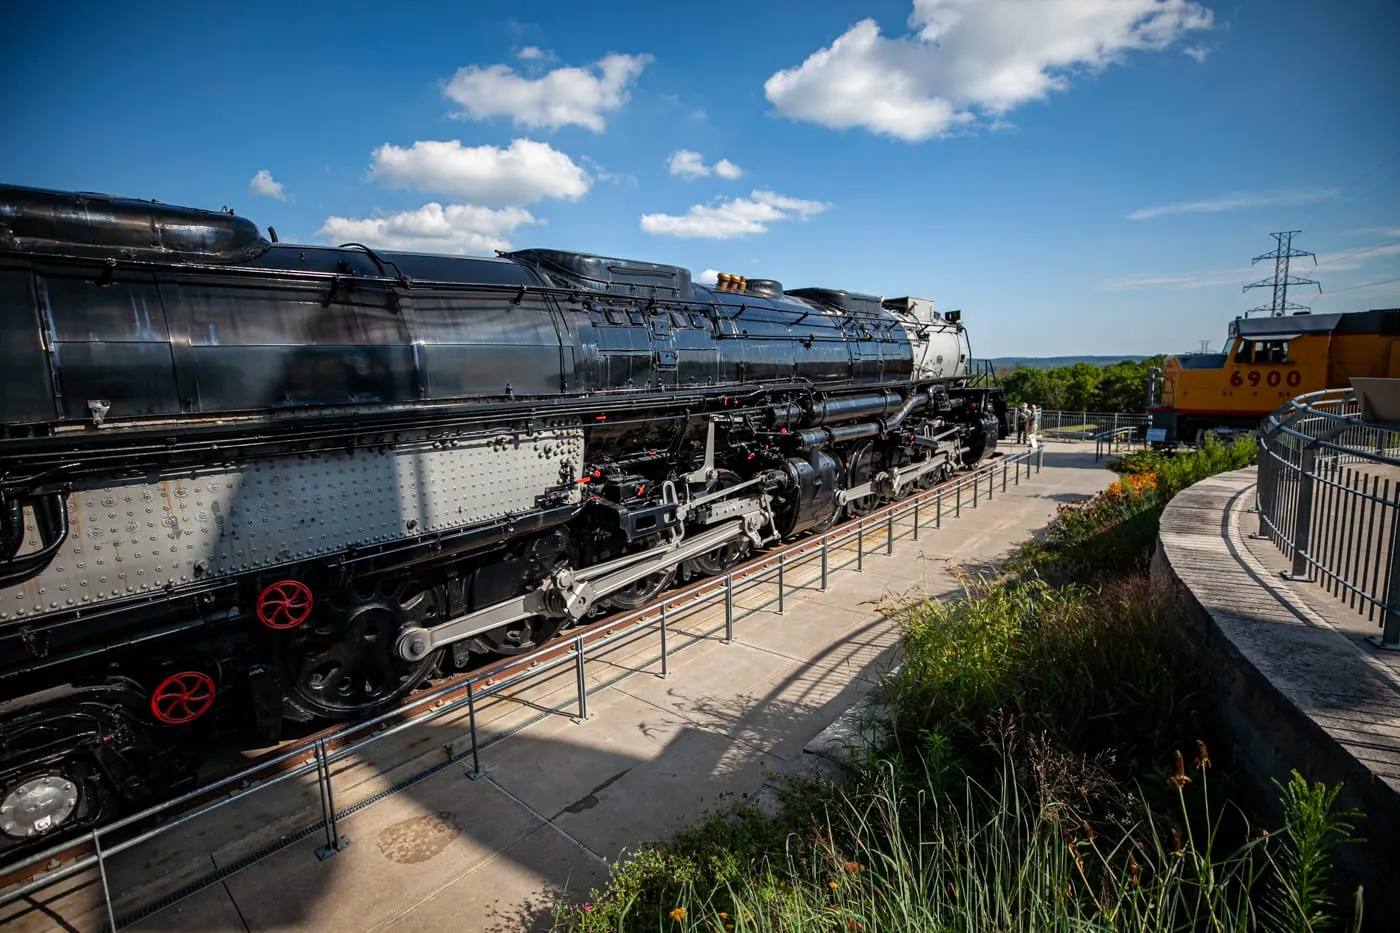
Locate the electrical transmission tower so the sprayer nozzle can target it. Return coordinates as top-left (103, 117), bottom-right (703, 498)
top-left (1243, 231), bottom-right (1321, 317)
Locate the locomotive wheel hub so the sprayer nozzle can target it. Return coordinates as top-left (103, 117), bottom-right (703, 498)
top-left (1, 774), bottom-right (79, 839)
top-left (277, 580), bottom-right (444, 720)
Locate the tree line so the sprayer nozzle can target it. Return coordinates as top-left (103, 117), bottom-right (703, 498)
top-left (996, 356), bottom-right (1165, 413)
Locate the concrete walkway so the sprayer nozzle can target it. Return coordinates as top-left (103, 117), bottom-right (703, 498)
top-left (3, 444), bottom-right (1115, 933)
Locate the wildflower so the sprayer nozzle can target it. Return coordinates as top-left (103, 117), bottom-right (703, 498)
top-left (1080, 819), bottom-right (1095, 841)
top-left (1168, 749), bottom-right (1192, 788)
top-left (1194, 739), bottom-right (1211, 771)
top-left (828, 881), bottom-right (839, 890)
top-left (583, 903), bottom-right (592, 912)
top-left (718, 913), bottom-right (728, 920)
top-left (843, 861), bottom-right (865, 873)
top-left (846, 919), bottom-right (864, 931)
top-left (669, 906), bottom-right (687, 922)
top-left (1170, 828), bottom-right (1183, 857)
top-left (1128, 852), bottom-right (1140, 887)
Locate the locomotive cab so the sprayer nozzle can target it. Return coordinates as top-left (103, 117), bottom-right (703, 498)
top-left (1149, 308), bottom-right (1400, 446)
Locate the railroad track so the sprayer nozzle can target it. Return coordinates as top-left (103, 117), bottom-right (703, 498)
top-left (0, 447), bottom-right (1043, 931)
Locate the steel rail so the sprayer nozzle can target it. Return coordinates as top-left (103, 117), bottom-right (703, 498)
top-left (0, 446), bottom-right (1045, 929)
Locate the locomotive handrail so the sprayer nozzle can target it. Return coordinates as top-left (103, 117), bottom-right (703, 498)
top-left (0, 447), bottom-right (1042, 927)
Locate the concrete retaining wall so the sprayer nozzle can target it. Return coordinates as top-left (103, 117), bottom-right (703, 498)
top-left (1151, 468), bottom-right (1399, 931)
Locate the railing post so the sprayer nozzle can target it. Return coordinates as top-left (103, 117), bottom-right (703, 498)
top-left (777, 553), bottom-right (786, 614)
top-left (724, 573), bottom-right (735, 642)
top-left (573, 636), bottom-right (589, 721)
top-left (314, 739), bottom-right (348, 860)
top-left (973, 474), bottom-right (979, 508)
top-left (1284, 443), bottom-right (1318, 581)
top-left (659, 602), bottom-right (669, 678)
top-left (820, 536), bottom-right (829, 591)
top-left (1369, 500), bottom-right (1400, 650)
top-left (886, 509), bottom-right (894, 555)
top-left (913, 496), bottom-right (920, 540)
top-left (465, 681), bottom-right (485, 779)
top-left (956, 482), bottom-right (962, 517)
top-left (857, 520), bottom-right (864, 571)
top-left (93, 830), bottom-right (117, 933)
top-left (1002, 461), bottom-right (1008, 493)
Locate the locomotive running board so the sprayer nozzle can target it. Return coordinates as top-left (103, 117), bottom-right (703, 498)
top-left (394, 518), bottom-right (753, 662)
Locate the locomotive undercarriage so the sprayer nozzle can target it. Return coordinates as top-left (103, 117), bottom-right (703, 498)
top-left (0, 386), bottom-right (990, 858)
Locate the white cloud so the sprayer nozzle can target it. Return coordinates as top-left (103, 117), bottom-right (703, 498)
top-left (317, 202), bottom-right (539, 255)
top-left (640, 189), bottom-right (830, 239)
top-left (697, 269), bottom-right (721, 285)
top-left (368, 138), bottom-right (590, 207)
top-left (248, 170), bottom-right (286, 200)
top-left (581, 155), bottom-right (636, 187)
top-left (1127, 186), bottom-right (1339, 221)
top-left (517, 46), bottom-right (550, 60)
top-left (666, 150), bottom-right (745, 180)
top-left (713, 159), bottom-right (743, 179)
top-left (763, 0), bottom-right (1213, 142)
top-left (443, 52), bottom-right (652, 132)
top-left (1099, 266), bottom-right (1251, 291)
top-left (1182, 44), bottom-right (1211, 63)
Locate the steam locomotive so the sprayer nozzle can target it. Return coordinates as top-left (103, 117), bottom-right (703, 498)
top-left (0, 184), bottom-right (1006, 856)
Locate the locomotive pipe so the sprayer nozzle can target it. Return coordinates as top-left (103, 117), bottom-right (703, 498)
top-left (0, 494), bottom-right (69, 589)
top-left (770, 390), bottom-right (901, 428)
top-left (881, 387), bottom-right (934, 431)
top-left (1, 497), bottom-right (23, 562)
top-left (789, 421), bottom-right (884, 450)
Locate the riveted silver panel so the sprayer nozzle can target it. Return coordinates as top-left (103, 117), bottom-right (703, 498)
top-left (2, 421), bottom-right (584, 623)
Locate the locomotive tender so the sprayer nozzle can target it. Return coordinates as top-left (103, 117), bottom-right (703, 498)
top-left (0, 184), bottom-right (1005, 854)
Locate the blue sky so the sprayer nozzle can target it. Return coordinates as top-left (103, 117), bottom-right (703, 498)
top-left (3, 0), bottom-right (1397, 358)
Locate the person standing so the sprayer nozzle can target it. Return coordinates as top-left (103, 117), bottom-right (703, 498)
top-left (1016, 403), bottom-right (1029, 444)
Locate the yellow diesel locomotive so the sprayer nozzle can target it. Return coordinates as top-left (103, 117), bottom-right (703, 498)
top-left (1147, 307), bottom-right (1399, 446)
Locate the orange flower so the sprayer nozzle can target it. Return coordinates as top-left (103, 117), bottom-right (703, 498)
top-left (843, 861), bottom-right (865, 873)
top-left (828, 881), bottom-right (839, 890)
top-left (669, 906), bottom-right (687, 921)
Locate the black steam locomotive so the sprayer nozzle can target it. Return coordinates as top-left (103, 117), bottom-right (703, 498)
top-left (0, 184), bottom-right (1006, 855)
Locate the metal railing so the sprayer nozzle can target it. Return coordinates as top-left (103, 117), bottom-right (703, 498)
top-left (1255, 388), bottom-right (1400, 648)
top-left (1, 447), bottom-right (1047, 931)
top-left (1032, 410), bottom-right (1149, 440)
top-left (1094, 425), bottom-right (1144, 462)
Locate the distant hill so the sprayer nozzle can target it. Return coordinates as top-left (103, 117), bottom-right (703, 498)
top-left (987, 355), bottom-right (1153, 370)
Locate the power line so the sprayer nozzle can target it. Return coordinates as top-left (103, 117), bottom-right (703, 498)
top-left (1314, 237), bottom-right (1400, 268)
top-left (1336, 148), bottom-right (1400, 195)
top-left (1242, 231), bottom-right (1321, 317)
top-left (1314, 276), bottom-right (1400, 296)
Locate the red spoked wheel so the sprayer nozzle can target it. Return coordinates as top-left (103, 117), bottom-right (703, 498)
top-left (257, 580), bottom-right (314, 630)
top-left (149, 672), bottom-right (216, 725)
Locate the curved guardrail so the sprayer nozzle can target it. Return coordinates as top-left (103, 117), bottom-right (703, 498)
top-left (1255, 387), bottom-right (1400, 648)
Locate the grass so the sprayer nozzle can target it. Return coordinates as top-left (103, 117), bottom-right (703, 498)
top-left (549, 439), bottom-right (1362, 932)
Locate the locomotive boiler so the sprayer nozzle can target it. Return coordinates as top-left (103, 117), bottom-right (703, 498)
top-left (0, 184), bottom-right (1006, 855)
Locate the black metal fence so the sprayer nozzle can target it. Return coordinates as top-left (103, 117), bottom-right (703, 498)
top-left (1255, 388), bottom-right (1400, 648)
